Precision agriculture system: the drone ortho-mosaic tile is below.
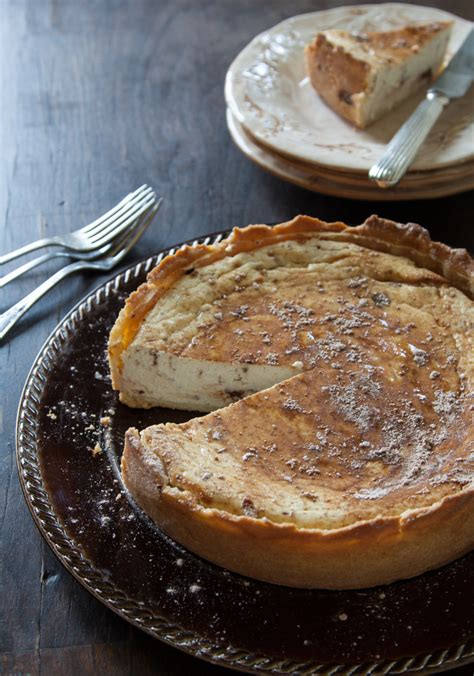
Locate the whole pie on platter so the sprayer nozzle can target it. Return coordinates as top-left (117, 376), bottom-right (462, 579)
top-left (109, 215), bottom-right (473, 589)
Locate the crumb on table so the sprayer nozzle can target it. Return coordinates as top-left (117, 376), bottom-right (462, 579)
top-left (90, 443), bottom-right (102, 457)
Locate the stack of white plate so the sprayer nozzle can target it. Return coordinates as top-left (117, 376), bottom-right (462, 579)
top-left (225, 4), bottom-right (474, 201)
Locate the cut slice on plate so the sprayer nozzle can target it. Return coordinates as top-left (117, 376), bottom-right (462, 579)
top-left (305, 22), bottom-right (452, 127)
top-left (110, 215), bottom-right (474, 589)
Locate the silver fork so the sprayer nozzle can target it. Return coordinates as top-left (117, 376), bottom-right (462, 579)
top-left (1, 240), bottom-right (119, 287)
top-left (0, 199), bottom-right (162, 341)
top-left (0, 184), bottom-right (156, 265)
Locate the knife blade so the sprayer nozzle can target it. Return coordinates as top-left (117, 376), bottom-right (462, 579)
top-left (431, 27), bottom-right (474, 99)
top-left (369, 27), bottom-right (474, 188)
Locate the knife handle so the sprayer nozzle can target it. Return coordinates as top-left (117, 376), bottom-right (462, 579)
top-left (369, 91), bottom-right (449, 187)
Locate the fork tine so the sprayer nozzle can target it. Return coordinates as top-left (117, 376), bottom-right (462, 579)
top-left (88, 192), bottom-right (157, 248)
top-left (0, 185), bottom-right (155, 265)
top-left (85, 191), bottom-right (156, 247)
top-left (80, 184), bottom-right (152, 236)
top-left (110, 198), bottom-right (163, 261)
top-left (0, 199), bottom-right (163, 341)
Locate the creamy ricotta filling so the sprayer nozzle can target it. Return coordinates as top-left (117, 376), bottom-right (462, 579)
top-left (120, 347), bottom-right (297, 410)
top-left (325, 26), bottom-right (450, 125)
top-left (357, 32), bottom-right (450, 124)
top-left (117, 235), bottom-right (457, 410)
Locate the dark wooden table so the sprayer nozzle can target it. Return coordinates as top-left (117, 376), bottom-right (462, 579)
top-left (1, 1), bottom-right (473, 674)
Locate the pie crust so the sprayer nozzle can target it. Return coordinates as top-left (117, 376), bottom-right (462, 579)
top-left (110, 216), bottom-right (473, 588)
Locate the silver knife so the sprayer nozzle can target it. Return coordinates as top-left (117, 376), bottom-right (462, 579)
top-left (369, 27), bottom-right (474, 187)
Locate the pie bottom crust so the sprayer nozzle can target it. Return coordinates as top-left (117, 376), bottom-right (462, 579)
top-left (123, 429), bottom-right (474, 589)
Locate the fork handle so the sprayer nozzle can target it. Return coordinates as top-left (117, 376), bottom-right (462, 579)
top-left (0, 236), bottom-right (63, 265)
top-left (0, 251), bottom-right (63, 287)
top-left (0, 260), bottom-right (84, 341)
top-left (368, 91), bottom-right (449, 187)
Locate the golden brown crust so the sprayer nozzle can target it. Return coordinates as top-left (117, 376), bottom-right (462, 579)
top-left (123, 428), bottom-right (474, 589)
top-left (335, 215), bottom-right (474, 296)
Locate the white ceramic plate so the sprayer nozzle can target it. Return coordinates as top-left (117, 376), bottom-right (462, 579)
top-left (225, 4), bottom-right (473, 172)
top-left (226, 107), bottom-right (474, 200)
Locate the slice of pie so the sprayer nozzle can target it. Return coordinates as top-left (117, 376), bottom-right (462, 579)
top-left (305, 22), bottom-right (452, 128)
top-left (109, 215), bottom-right (473, 589)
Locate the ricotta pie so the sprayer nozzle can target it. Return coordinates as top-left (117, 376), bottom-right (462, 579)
top-left (305, 23), bottom-right (452, 128)
top-left (109, 215), bottom-right (474, 589)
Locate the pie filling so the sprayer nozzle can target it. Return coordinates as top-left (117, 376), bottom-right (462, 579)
top-left (305, 23), bottom-right (451, 127)
top-left (119, 235), bottom-right (473, 531)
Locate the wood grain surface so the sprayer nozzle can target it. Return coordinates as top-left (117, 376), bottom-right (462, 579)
top-left (1, 1), bottom-right (473, 674)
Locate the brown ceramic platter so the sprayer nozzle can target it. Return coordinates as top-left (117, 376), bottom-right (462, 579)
top-left (17, 231), bottom-right (474, 675)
